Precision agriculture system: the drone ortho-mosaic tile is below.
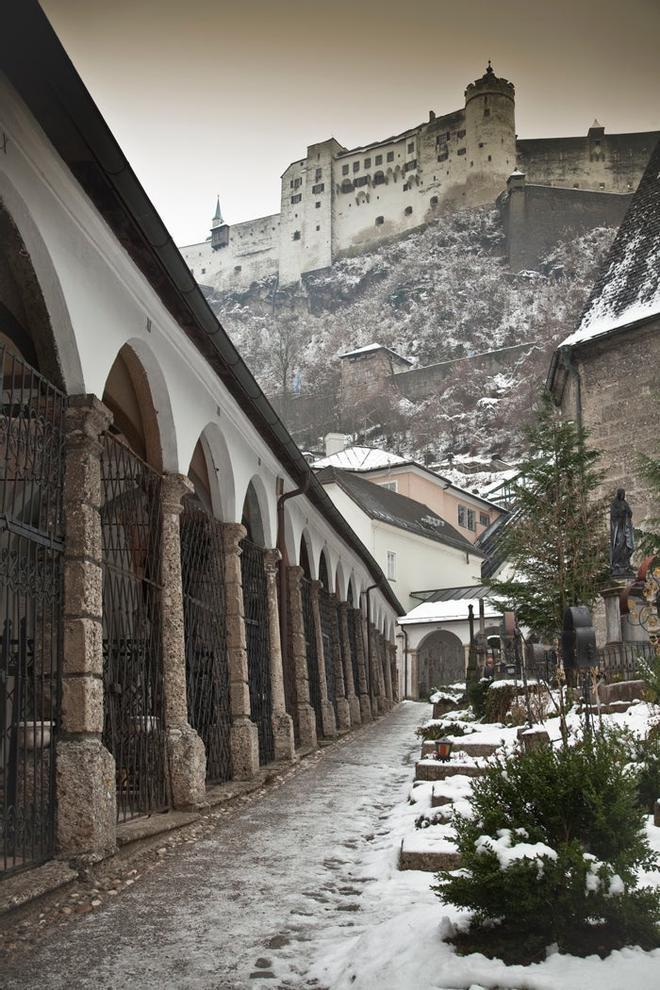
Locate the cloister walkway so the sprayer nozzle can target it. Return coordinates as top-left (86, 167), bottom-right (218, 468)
top-left (4, 703), bottom-right (426, 990)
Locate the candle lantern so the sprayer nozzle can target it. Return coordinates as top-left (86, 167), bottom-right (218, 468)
top-left (435, 738), bottom-right (453, 762)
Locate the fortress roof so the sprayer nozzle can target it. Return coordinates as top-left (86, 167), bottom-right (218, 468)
top-left (560, 137), bottom-right (660, 347)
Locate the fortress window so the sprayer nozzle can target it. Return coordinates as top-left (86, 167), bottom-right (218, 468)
top-left (353, 161), bottom-right (360, 173)
top-left (363, 157), bottom-right (371, 169)
top-left (342, 164), bottom-right (349, 176)
top-left (446, 132), bottom-right (451, 140)
top-left (404, 206), bottom-right (413, 216)
top-left (315, 201), bottom-right (321, 208)
top-left (375, 216), bottom-right (384, 225)
top-left (457, 148), bottom-right (466, 156)
top-left (315, 167), bottom-right (322, 180)
top-left (478, 142), bottom-right (484, 148)
top-left (316, 225), bottom-right (320, 231)
top-left (404, 159), bottom-right (417, 172)
top-left (437, 152), bottom-right (448, 162)
top-left (430, 196), bottom-right (438, 206)
top-left (374, 171), bottom-right (385, 185)
top-left (484, 108), bottom-right (491, 117)
top-left (599, 182), bottom-right (605, 189)
top-left (387, 151), bottom-right (394, 162)
top-left (457, 129), bottom-right (466, 139)
top-left (312, 182), bottom-right (325, 194)
top-left (354, 176), bottom-right (368, 187)
top-left (291, 194), bottom-right (302, 204)
top-left (407, 142), bottom-right (414, 153)
top-left (375, 154), bottom-right (383, 165)
top-left (341, 179), bottom-right (354, 193)
top-left (403, 183), bottom-right (409, 191)
top-left (201, 267), bottom-right (206, 274)
top-left (234, 265), bottom-right (242, 273)
top-left (488, 155), bottom-right (492, 162)
top-left (292, 230), bottom-right (301, 241)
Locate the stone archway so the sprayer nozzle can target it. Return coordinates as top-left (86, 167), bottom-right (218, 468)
top-left (418, 629), bottom-right (465, 696)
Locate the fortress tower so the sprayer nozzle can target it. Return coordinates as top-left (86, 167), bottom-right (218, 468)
top-left (464, 62), bottom-right (516, 202)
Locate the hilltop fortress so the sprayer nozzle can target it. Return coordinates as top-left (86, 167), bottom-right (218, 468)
top-left (181, 64), bottom-right (659, 289)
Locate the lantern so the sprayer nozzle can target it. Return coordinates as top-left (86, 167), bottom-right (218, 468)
top-left (435, 738), bottom-right (453, 762)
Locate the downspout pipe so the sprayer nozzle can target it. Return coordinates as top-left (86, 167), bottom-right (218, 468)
top-left (362, 583), bottom-right (379, 698)
top-left (276, 476), bottom-right (310, 666)
top-left (398, 625), bottom-right (409, 699)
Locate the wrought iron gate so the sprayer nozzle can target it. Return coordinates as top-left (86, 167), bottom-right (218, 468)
top-left (101, 434), bottom-right (168, 822)
top-left (300, 577), bottom-right (322, 737)
top-left (348, 611), bottom-right (360, 695)
top-left (240, 538), bottom-right (274, 765)
top-left (0, 347), bottom-right (64, 875)
top-left (319, 588), bottom-right (337, 713)
top-left (180, 497), bottom-right (232, 783)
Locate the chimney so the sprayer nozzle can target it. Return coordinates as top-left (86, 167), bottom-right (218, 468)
top-left (324, 432), bottom-right (350, 456)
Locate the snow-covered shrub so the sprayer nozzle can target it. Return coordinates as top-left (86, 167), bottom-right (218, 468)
top-left (415, 721), bottom-right (471, 741)
top-left (434, 727), bottom-right (660, 961)
top-left (633, 730), bottom-right (660, 813)
top-left (467, 678), bottom-right (490, 720)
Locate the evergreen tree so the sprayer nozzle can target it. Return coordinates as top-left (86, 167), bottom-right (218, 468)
top-left (635, 451), bottom-right (660, 556)
top-left (486, 392), bottom-right (607, 638)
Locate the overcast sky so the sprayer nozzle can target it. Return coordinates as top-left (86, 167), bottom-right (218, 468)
top-left (41, 0), bottom-right (660, 246)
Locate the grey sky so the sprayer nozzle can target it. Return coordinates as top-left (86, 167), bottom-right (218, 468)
top-left (41, 0), bottom-right (660, 245)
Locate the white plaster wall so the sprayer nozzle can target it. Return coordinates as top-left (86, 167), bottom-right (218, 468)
top-left (0, 74), bottom-right (399, 636)
top-left (180, 213), bottom-right (280, 292)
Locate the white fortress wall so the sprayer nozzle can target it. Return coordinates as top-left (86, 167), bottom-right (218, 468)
top-left (181, 212), bottom-right (280, 291)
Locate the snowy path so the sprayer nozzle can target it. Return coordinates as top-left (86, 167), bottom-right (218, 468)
top-left (3, 702), bottom-right (427, 990)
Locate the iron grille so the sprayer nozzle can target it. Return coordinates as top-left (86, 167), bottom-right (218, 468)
top-left (240, 538), bottom-right (274, 765)
top-left (101, 433), bottom-right (168, 822)
top-left (319, 588), bottom-right (337, 712)
top-left (348, 611), bottom-right (360, 695)
top-left (301, 577), bottom-right (323, 737)
top-left (0, 346), bottom-right (64, 876)
top-left (180, 497), bottom-right (232, 784)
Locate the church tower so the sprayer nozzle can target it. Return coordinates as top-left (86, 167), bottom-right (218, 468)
top-left (210, 196), bottom-right (229, 250)
top-left (464, 62), bottom-right (516, 204)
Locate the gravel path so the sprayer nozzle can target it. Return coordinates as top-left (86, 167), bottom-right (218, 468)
top-left (3, 702), bottom-right (426, 990)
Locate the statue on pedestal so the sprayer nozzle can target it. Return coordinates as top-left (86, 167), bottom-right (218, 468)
top-left (609, 488), bottom-right (635, 577)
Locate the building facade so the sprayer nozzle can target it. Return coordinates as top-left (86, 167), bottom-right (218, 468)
top-left (180, 67), bottom-right (658, 290)
top-left (0, 3), bottom-right (401, 882)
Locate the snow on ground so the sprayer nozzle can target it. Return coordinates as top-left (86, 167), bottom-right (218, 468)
top-left (309, 697), bottom-right (660, 990)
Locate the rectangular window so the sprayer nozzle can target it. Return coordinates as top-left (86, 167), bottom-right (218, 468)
top-left (342, 164), bottom-right (349, 176)
top-left (386, 551), bottom-right (397, 581)
top-left (292, 230), bottom-right (301, 241)
top-left (457, 129), bottom-right (466, 139)
top-left (380, 480), bottom-right (397, 492)
top-left (315, 167), bottom-right (322, 181)
top-left (353, 161), bottom-right (360, 173)
top-left (479, 512), bottom-right (490, 527)
top-left (467, 509), bottom-right (476, 532)
top-left (291, 194), bottom-right (302, 204)
top-left (375, 154), bottom-right (383, 165)
top-left (354, 175), bottom-right (368, 187)
top-left (407, 141), bottom-right (414, 153)
top-left (457, 148), bottom-right (466, 156)
top-left (458, 505), bottom-right (466, 527)
top-left (364, 157), bottom-right (372, 169)
top-left (315, 201), bottom-right (321, 208)
top-left (312, 182), bottom-right (325, 194)
top-left (387, 151), bottom-right (394, 162)
top-left (404, 159), bottom-right (417, 172)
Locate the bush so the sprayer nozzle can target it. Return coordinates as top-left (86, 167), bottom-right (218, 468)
top-left (467, 679), bottom-right (490, 720)
top-left (434, 727), bottom-right (660, 962)
top-left (633, 731), bottom-right (660, 813)
top-left (415, 721), bottom-right (471, 741)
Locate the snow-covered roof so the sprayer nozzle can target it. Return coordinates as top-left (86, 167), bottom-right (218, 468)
top-left (338, 343), bottom-right (412, 363)
top-left (312, 445), bottom-right (408, 471)
top-left (560, 138), bottom-right (660, 347)
top-left (399, 597), bottom-right (501, 625)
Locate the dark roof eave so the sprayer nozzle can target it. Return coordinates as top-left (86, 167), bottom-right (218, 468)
top-left (2, 2), bottom-right (404, 617)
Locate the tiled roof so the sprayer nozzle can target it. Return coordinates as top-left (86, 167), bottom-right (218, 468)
top-left (561, 137), bottom-right (660, 346)
top-left (318, 467), bottom-right (482, 556)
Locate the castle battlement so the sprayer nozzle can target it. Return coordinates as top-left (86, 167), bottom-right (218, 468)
top-left (180, 64), bottom-right (659, 292)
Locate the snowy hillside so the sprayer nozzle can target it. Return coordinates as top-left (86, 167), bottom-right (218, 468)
top-left (204, 208), bottom-right (615, 477)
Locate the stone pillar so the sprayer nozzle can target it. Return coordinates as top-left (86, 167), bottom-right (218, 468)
top-left (58, 395), bottom-right (116, 862)
top-left (338, 602), bottom-right (361, 725)
top-left (263, 549), bottom-right (295, 762)
top-left (310, 581), bottom-right (337, 738)
top-left (220, 523), bottom-right (259, 778)
top-left (376, 630), bottom-right (389, 713)
top-left (287, 566), bottom-right (317, 749)
top-left (160, 475), bottom-right (207, 808)
top-left (351, 608), bottom-right (372, 721)
top-left (383, 639), bottom-right (394, 706)
top-left (329, 594), bottom-right (351, 731)
top-left (601, 583), bottom-right (624, 644)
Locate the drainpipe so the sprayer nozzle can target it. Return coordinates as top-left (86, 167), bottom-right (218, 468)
top-left (398, 626), bottom-right (409, 699)
top-left (276, 476), bottom-right (310, 661)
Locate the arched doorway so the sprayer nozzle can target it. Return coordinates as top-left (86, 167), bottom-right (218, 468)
top-left (418, 629), bottom-right (465, 696)
top-left (100, 346), bottom-right (168, 822)
top-left (299, 534), bottom-right (322, 738)
top-left (0, 203), bottom-right (68, 873)
top-left (318, 551), bottom-right (338, 719)
top-left (240, 481), bottom-right (273, 766)
top-left (180, 438), bottom-right (232, 784)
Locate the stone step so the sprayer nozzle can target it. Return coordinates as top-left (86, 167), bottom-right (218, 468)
top-left (415, 759), bottom-right (486, 782)
top-left (421, 739), bottom-right (499, 759)
top-left (399, 840), bottom-right (462, 872)
top-left (432, 700), bottom-right (462, 719)
top-left (579, 700), bottom-right (637, 715)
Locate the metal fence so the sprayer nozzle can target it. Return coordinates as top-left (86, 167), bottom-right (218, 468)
top-left (598, 641), bottom-right (656, 681)
top-left (101, 433), bottom-right (169, 822)
top-left (240, 538), bottom-right (273, 766)
top-left (319, 588), bottom-right (337, 714)
top-left (301, 577), bottom-right (323, 737)
top-left (180, 497), bottom-right (232, 784)
top-left (0, 347), bottom-right (65, 875)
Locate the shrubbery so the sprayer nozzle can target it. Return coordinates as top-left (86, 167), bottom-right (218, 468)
top-left (632, 730), bottom-right (660, 813)
top-left (415, 721), bottom-right (471, 741)
top-left (434, 727), bottom-right (660, 962)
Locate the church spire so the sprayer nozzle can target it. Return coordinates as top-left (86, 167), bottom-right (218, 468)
top-left (212, 195), bottom-right (223, 227)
